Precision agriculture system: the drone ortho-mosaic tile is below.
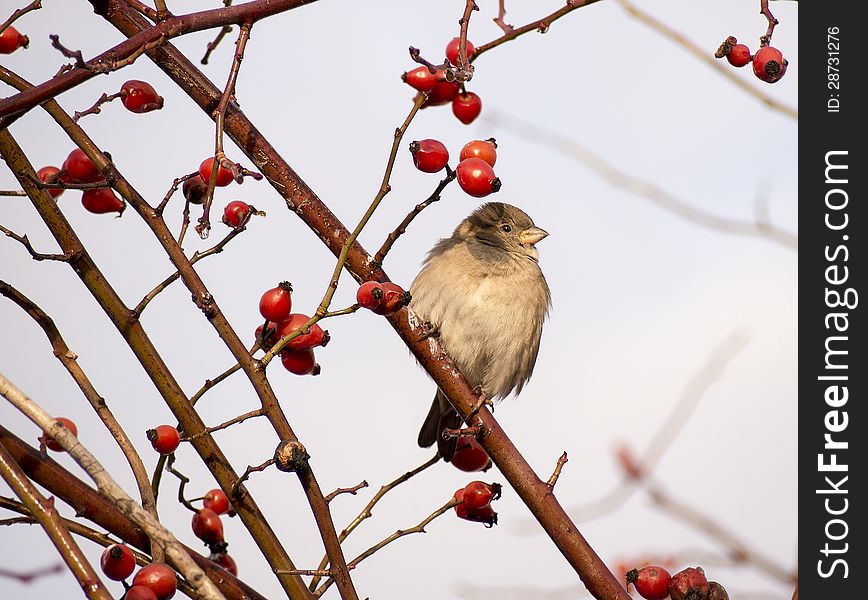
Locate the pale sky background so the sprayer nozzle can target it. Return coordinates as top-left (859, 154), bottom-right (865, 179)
top-left (1, 1), bottom-right (797, 599)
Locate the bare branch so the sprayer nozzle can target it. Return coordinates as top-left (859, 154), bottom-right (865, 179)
top-left (324, 481), bottom-right (369, 503)
top-left (546, 452), bottom-right (568, 490)
top-left (0, 226), bottom-right (70, 261)
top-left (485, 110), bottom-right (797, 250)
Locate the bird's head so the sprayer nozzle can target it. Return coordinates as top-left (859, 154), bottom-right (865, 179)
top-left (456, 202), bottom-right (548, 261)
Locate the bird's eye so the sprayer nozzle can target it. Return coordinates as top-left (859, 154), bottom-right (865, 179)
top-left (500, 224), bottom-right (512, 232)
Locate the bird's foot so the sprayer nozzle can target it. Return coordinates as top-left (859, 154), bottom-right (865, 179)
top-left (468, 389), bottom-right (493, 418)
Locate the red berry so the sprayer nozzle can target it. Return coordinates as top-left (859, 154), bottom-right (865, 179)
top-left (726, 44), bottom-right (751, 68)
top-left (626, 566), bottom-right (672, 600)
top-left (132, 563), bottom-right (177, 600)
top-left (203, 488), bottom-right (231, 514)
top-left (669, 566), bottom-right (709, 600)
top-left (461, 481), bottom-right (501, 510)
top-left (259, 282), bottom-right (293, 322)
top-left (192, 508), bottom-right (225, 545)
top-left (182, 175), bottom-right (208, 205)
top-left (423, 71), bottom-right (461, 107)
top-left (41, 417), bottom-right (77, 452)
top-left (255, 322), bottom-right (278, 351)
top-left (222, 200), bottom-right (251, 227)
top-left (410, 139), bottom-right (449, 173)
top-left (752, 46), bottom-right (787, 83)
top-left (450, 436), bottom-right (491, 472)
top-left (372, 282), bottom-right (409, 316)
top-left (707, 582), bottom-right (729, 600)
top-left (81, 188), bottom-right (125, 215)
top-left (0, 26), bottom-right (28, 54)
top-left (62, 148), bottom-right (103, 183)
top-left (120, 80), bottom-right (164, 114)
top-left (459, 139), bottom-right (497, 167)
top-left (445, 37), bottom-right (474, 66)
top-left (147, 425), bottom-right (180, 455)
top-left (199, 158), bottom-right (235, 187)
top-left (453, 489), bottom-right (498, 526)
top-left (215, 553), bottom-right (238, 576)
top-left (452, 92), bottom-right (482, 125)
top-left (125, 586), bottom-right (158, 600)
top-left (280, 348), bottom-right (319, 376)
top-left (456, 158), bottom-right (500, 197)
top-left (275, 313), bottom-right (329, 351)
top-left (37, 166), bottom-right (64, 199)
top-left (402, 66), bottom-right (439, 93)
top-left (100, 543), bottom-right (136, 581)
top-left (356, 281), bottom-right (385, 310)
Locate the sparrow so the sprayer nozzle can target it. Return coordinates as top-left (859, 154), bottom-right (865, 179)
top-left (409, 202), bottom-right (550, 460)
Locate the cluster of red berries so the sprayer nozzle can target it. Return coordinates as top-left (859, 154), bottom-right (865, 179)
top-left (410, 138), bottom-right (500, 198)
top-left (626, 565), bottom-right (729, 600)
top-left (0, 25), bottom-right (29, 54)
top-left (180, 158), bottom-right (257, 228)
top-left (100, 545), bottom-right (178, 600)
top-left (256, 283), bottom-right (329, 375)
top-left (403, 38), bottom-right (482, 124)
top-left (453, 480), bottom-right (501, 527)
top-left (356, 281), bottom-right (410, 316)
top-left (36, 148), bottom-right (125, 214)
top-left (717, 36), bottom-right (788, 84)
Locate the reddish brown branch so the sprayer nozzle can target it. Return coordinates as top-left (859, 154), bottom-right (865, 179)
top-left (759, 0), bottom-right (779, 45)
top-left (0, 0), bottom-right (42, 37)
top-left (473, 0), bottom-right (603, 59)
top-left (454, 0), bottom-right (478, 81)
top-left (0, 226), bottom-right (71, 261)
top-left (324, 481), bottom-right (369, 503)
top-left (72, 92), bottom-right (122, 121)
top-left (493, 0), bottom-right (513, 33)
top-left (0, 0), bottom-right (319, 121)
top-left (48, 33), bottom-right (85, 68)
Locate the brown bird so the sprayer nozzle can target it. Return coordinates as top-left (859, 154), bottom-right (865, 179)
top-left (409, 202), bottom-right (550, 460)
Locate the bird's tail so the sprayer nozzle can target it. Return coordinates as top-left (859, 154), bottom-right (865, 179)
top-left (417, 389), bottom-right (461, 461)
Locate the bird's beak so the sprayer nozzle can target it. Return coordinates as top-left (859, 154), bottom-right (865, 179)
top-left (519, 226), bottom-right (549, 246)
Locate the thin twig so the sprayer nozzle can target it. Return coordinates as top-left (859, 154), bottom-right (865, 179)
top-left (473, 0), bottom-right (602, 59)
top-left (72, 92), bottom-right (122, 122)
top-left (156, 171), bottom-right (199, 214)
top-left (315, 497), bottom-right (460, 596)
top-left (486, 109), bottom-right (798, 250)
top-left (277, 568), bottom-right (350, 577)
top-left (324, 481), bottom-right (368, 503)
top-left (759, 0), bottom-right (779, 45)
top-left (185, 408), bottom-right (266, 441)
top-left (164, 455), bottom-right (198, 512)
top-left (0, 0), bottom-right (42, 38)
top-left (546, 452), bottom-right (568, 490)
top-left (372, 166), bottom-right (456, 267)
top-left (48, 34), bottom-right (85, 68)
top-left (0, 226), bottom-right (70, 261)
top-left (134, 224), bottom-right (247, 315)
top-left (493, 0), bottom-right (513, 33)
top-left (616, 0), bottom-right (796, 119)
top-left (0, 190), bottom-right (28, 196)
top-left (231, 459), bottom-right (275, 498)
top-left (308, 455), bottom-right (438, 590)
top-left (455, 0), bottom-right (478, 82)
top-left (198, 22), bottom-right (253, 239)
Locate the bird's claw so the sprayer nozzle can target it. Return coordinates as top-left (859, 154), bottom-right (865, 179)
top-left (468, 391), bottom-right (493, 419)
